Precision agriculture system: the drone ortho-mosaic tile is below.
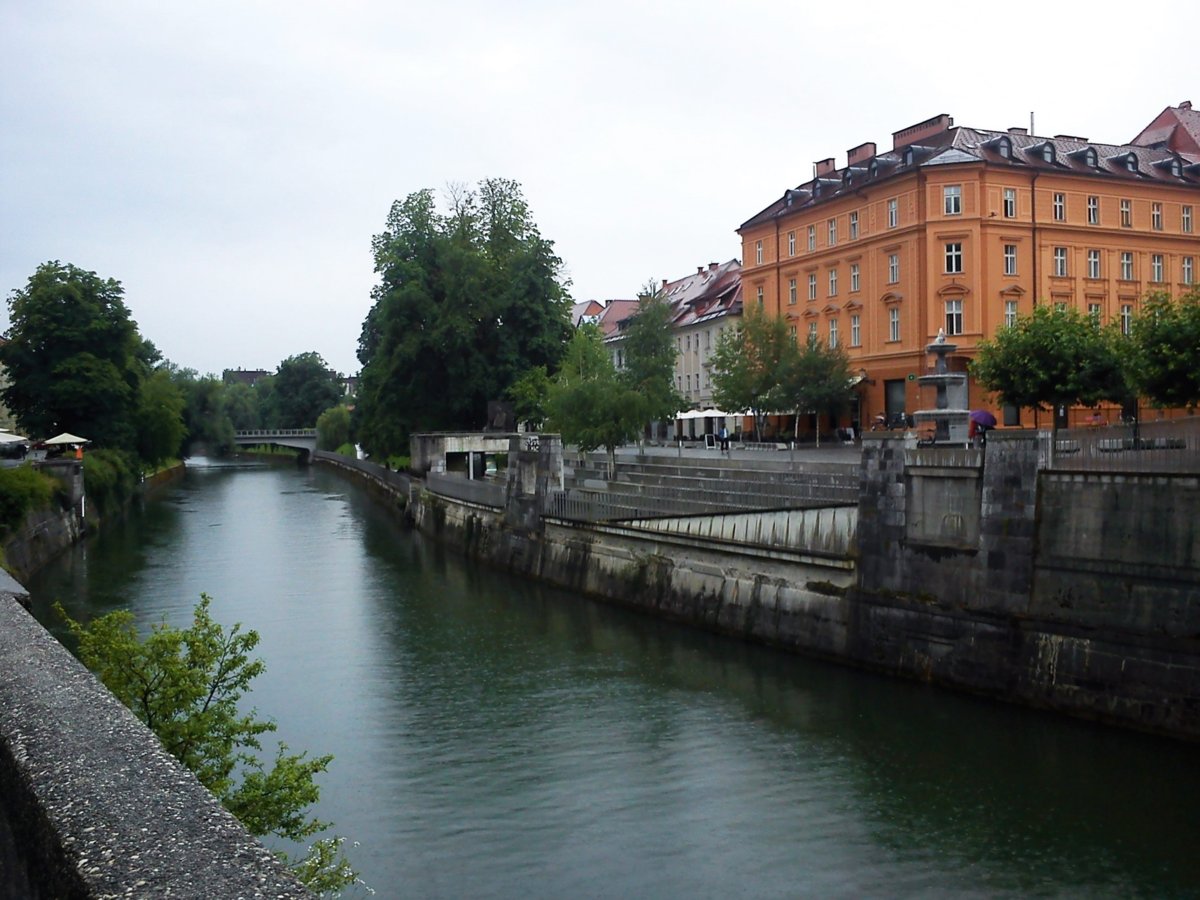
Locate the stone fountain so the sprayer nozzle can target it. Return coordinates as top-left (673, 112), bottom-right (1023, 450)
top-left (912, 329), bottom-right (969, 444)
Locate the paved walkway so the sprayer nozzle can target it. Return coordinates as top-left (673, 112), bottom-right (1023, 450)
top-left (607, 441), bottom-right (865, 465)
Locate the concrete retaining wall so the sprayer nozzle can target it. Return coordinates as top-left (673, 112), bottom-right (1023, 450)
top-left (0, 581), bottom-right (311, 898)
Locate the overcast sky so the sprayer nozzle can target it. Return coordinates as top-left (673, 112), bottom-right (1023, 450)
top-left (2, 1), bottom-right (1196, 376)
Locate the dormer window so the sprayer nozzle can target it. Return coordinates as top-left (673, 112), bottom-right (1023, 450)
top-left (1082, 147), bottom-right (1097, 168)
top-left (869, 160), bottom-right (879, 178)
top-left (902, 147), bottom-right (914, 166)
top-left (997, 137), bottom-right (1011, 159)
top-left (1040, 143), bottom-right (1055, 164)
top-left (1124, 153), bottom-right (1138, 172)
top-left (1155, 156), bottom-right (1184, 177)
top-left (842, 168), bottom-right (853, 187)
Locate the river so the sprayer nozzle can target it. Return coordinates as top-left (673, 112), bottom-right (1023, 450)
top-left (26, 460), bottom-right (1200, 898)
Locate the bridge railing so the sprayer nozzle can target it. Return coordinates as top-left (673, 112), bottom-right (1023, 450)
top-left (233, 429), bottom-right (317, 439)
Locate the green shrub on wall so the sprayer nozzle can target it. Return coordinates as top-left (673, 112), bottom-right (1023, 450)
top-left (83, 449), bottom-right (140, 519)
top-left (0, 465), bottom-right (61, 535)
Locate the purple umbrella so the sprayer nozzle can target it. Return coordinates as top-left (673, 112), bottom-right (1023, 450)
top-left (969, 410), bottom-right (997, 428)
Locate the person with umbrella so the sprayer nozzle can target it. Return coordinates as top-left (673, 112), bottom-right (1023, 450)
top-left (968, 410), bottom-right (996, 446)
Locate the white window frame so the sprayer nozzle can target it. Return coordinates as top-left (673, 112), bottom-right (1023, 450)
top-left (888, 307), bottom-right (900, 342)
top-left (808, 273), bottom-right (817, 300)
top-left (829, 318), bottom-right (839, 348)
top-left (828, 218), bottom-right (837, 246)
top-left (944, 185), bottom-right (962, 215)
top-left (850, 262), bottom-right (860, 292)
top-left (1004, 299), bottom-right (1018, 328)
top-left (1151, 254), bottom-right (1164, 282)
top-left (1121, 252), bottom-right (1133, 280)
top-left (888, 253), bottom-right (899, 283)
top-left (807, 321), bottom-right (818, 342)
top-left (1053, 193), bottom-right (1065, 221)
top-left (1003, 244), bottom-right (1017, 276)
top-left (850, 314), bottom-right (861, 347)
top-left (788, 231), bottom-right (796, 256)
top-left (849, 211), bottom-right (859, 239)
top-left (1120, 199), bottom-right (1132, 227)
top-left (1121, 304), bottom-right (1133, 335)
top-left (1087, 195), bottom-right (1099, 225)
top-left (788, 277), bottom-right (797, 305)
top-left (945, 242), bottom-right (963, 274)
top-left (1184, 256), bottom-right (1194, 285)
top-left (1053, 247), bottom-right (1068, 277)
top-left (1003, 188), bottom-right (1016, 218)
top-left (807, 225), bottom-right (816, 251)
top-left (1087, 249), bottom-right (1101, 279)
top-left (945, 298), bottom-right (963, 336)
top-left (756, 285), bottom-right (765, 306)
top-left (755, 240), bottom-right (763, 265)
top-left (1184, 205), bottom-right (1194, 234)
top-left (887, 198), bottom-right (898, 228)
top-left (828, 268), bottom-right (838, 297)
top-left (1152, 202), bottom-right (1163, 231)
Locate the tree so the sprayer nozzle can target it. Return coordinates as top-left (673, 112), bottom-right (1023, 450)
top-left (545, 325), bottom-right (642, 477)
top-left (266, 353), bottom-right (343, 429)
top-left (506, 365), bottom-right (551, 431)
top-left (356, 181), bottom-right (571, 457)
top-left (316, 405), bottom-right (352, 452)
top-left (172, 370), bottom-right (237, 455)
top-left (1, 261), bottom-right (144, 449)
top-left (224, 381), bottom-right (263, 431)
top-left (778, 336), bottom-right (854, 446)
top-left (619, 283), bottom-right (683, 434)
top-left (59, 596), bottom-right (359, 895)
top-left (135, 368), bottom-right (188, 465)
top-left (971, 305), bottom-right (1127, 422)
top-left (709, 306), bottom-right (792, 440)
top-left (1126, 288), bottom-right (1200, 410)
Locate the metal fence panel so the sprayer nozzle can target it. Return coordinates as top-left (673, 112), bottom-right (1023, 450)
top-left (1048, 416), bottom-right (1200, 473)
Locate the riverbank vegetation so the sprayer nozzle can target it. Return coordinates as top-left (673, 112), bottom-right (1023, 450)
top-left (58, 596), bottom-right (361, 895)
top-left (0, 465), bottom-right (63, 535)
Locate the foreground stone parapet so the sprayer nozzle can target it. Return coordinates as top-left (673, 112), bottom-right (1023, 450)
top-left (0, 576), bottom-right (311, 899)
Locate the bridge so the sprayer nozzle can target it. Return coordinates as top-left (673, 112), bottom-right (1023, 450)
top-left (233, 429), bottom-right (318, 456)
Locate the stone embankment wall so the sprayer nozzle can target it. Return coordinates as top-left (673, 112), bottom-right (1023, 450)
top-left (0, 579), bottom-right (311, 899)
top-left (391, 431), bottom-right (1200, 739)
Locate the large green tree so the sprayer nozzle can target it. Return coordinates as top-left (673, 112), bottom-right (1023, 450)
top-left (709, 306), bottom-right (792, 440)
top-left (356, 181), bottom-right (571, 457)
top-left (265, 352), bottom-right (343, 429)
top-left (1126, 288), bottom-right (1200, 410)
top-left (545, 325), bottom-right (642, 477)
top-left (778, 336), bottom-right (854, 446)
top-left (172, 369), bottom-right (236, 455)
top-left (1, 261), bottom-right (146, 448)
top-left (971, 305), bottom-right (1127, 419)
top-left (60, 596), bottom-right (358, 895)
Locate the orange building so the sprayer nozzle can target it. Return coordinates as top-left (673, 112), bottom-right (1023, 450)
top-left (738, 104), bottom-right (1200, 431)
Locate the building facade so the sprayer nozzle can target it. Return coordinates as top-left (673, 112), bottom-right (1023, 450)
top-left (738, 104), bottom-right (1200, 429)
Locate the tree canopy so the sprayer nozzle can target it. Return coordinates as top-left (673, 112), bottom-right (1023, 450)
top-left (265, 352), bottom-right (343, 429)
top-left (778, 336), bottom-right (854, 444)
top-left (971, 305), bottom-right (1127, 414)
top-left (618, 285), bottom-right (682, 426)
top-left (709, 306), bottom-right (791, 440)
top-left (1126, 288), bottom-right (1200, 410)
top-left (355, 181), bottom-right (572, 457)
top-left (1, 261), bottom-right (155, 449)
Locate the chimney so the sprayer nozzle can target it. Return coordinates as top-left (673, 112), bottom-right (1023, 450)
top-left (1181, 100), bottom-right (1193, 110)
top-left (709, 262), bottom-right (718, 271)
top-left (814, 157), bottom-right (836, 177)
top-left (892, 114), bottom-right (954, 150)
top-left (846, 141), bottom-right (877, 166)
top-left (1008, 127), bottom-right (1028, 136)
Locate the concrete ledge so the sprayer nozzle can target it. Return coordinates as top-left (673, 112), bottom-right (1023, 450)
top-left (0, 594), bottom-right (312, 899)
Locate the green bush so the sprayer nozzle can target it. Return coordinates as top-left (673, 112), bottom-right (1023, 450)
top-left (83, 449), bottom-right (140, 519)
top-left (0, 465), bottom-right (60, 535)
top-left (334, 442), bottom-right (357, 458)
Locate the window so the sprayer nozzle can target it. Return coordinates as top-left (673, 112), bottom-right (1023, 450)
top-left (887, 198), bottom-right (898, 228)
top-left (850, 262), bottom-right (860, 292)
top-left (1183, 257), bottom-right (1194, 285)
top-left (888, 307), bottom-right (900, 342)
top-left (1088, 303), bottom-right (1102, 322)
top-left (828, 268), bottom-right (838, 297)
top-left (1053, 193), bottom-right (1065, 221)
top-left (1184, 205), bottom-right (1194, 234)
top-left (1121, 304), bottom-right (1133, 335)
top-left (756, 286), bottom-right (765, 307)
top-left (787, 231), bottom-right (796, 257)
top-left (1087, 196), bottom-right (1099, 225)
top-left (788, 324), bottom-right (798, 342)
top-left (944, 185), bottom-right (962, 215)
top-left (945, 298), bottom-right (963, 335)
top-left (850, 314), bottom-right (861, 346)
top-left (1087, 249), bottom-right (1101, 279)
top-left (807, 225), bottom-right (816, 251)
top-left (755, 240), bottom-right (763, 264)
top-left (1003, 244), bottom-right (1017, 276)
top-left (888, 253), bottom-right (899, 283)
top-left (808, 321), bottom-right (818, 342)
top-left (1120, 199), bottom-right (1132, 227)
top-left (1004, 299), bottom-right (1018, 328)
top-left (808, 273), bottom-right (817, 300)
top-left (1152, 202), bottom-right (1163, 231)
top-left (1041, 143), bottom-right (1055, 163)
top-left (788, 277), bottom-right (797, 305)
top-left (849, 211), bottom-right (859, 239)
top-left (1121, 252), bottom-right (1134, 280)
top-left (1053, 247), bottom-right (1068, 277)
top-left (1151, 254), bottom-right (1164, 282)
top-left (945, 242), bottom-right (963, 274)
top-left (1003, 188), bottom-right (1016, 218)
top-left (685, 335), bottom-right (690, 352)
top-left (829, 318), bottom-right (839, 348)
top-left (828, 218), bottom-right (838, 245)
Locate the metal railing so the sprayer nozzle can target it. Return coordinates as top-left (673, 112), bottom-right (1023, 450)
top-left (312, 450), bottom-right (413, 493)
top-left (425, 471), bottom-right (506, 508)
top-left (233, 429), bottom-right (317, 438)
top-left (1048, 416), bottom-right (1200, 473)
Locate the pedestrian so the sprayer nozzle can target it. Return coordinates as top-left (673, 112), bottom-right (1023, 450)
top-left (719, 425), bottom-right (729, 452)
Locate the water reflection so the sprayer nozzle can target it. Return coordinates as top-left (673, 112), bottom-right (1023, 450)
top-left (27, 463), bottom-right (1200, 898)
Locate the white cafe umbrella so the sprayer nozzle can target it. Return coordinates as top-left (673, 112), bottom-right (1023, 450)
top-left (0, 431), bottom-right (29, 444)
top-left (43, 432), bottom-right (90, 445)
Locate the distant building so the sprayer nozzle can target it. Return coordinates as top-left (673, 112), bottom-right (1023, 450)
top-left (658, 261), bottom-right (742, 410)
top-left (738, 103), bottom-right (1200, 431)
top-left (571, 299), bottom-right (607, 327)
top-left (222, 368), bottom-right (270, 387)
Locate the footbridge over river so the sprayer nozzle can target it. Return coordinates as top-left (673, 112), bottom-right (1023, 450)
top-left (233, 429), bottom-right (318, 456)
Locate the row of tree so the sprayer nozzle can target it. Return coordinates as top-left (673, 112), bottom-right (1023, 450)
top-left (0, 261), bottom-right (347, 464)
top-left (972, 289), bottom-right (1200, 419)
